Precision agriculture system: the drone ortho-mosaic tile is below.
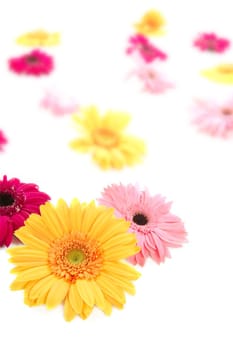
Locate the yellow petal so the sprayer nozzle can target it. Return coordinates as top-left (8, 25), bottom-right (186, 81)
top-left (104, 243), bottom-right (140, 260)
top-left (70, 198), bottom-right (83, 233)
top-left (102, 111), bottom-right (130, 131)
top-left (64, 297), bottom-right (76, 321)
top-left (96, 275), bottom-right (126, 305)
top-left (69, 138), bottom-right (92, 152)
top-left (21, 213), bottom-right (54, 243)
top-left (12, 265), bottom-right (51, 282)
top-left (40, 202), bottom-right (64, 238)
top-left (56, 199), bottom-right (72, 233)
top-left (28, 275), bottom-right (56, 300)
top-left (101, 271), bottom-right (136, 295)
top-left (201, 65), bottom-right (233, 84)
top-left (46, 278), bottom-right (70, 309)
top-left (76, 279), bottom-right (95, 307)
top-left (14, 227), bottom-right (49, 250)
top-left (92, 148), bottom-right (112, 169)
top-left (102, 232), bottom-right (137, 250)
top-left (68, 283), bottom-right (83, 315)
top-left (80, 303), bottom-right (93, 319)
top-left (104, 261), bottom-right (141, 280)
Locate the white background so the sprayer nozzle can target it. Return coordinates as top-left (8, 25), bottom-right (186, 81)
top-left (1, 0), bottom-right (233, 349)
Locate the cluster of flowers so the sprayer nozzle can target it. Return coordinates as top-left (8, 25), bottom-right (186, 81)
top-left (2, 10), bottom-right (233, 152)
top-left (0, 175), bottom-right (187, 321)
top-left (125, 10), bottom-right (173, 94)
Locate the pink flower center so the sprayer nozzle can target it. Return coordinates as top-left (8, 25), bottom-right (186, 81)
top-left (133, 213), bottom-right (148, 225)
top-left (221, 108), bottom-right (233, 116)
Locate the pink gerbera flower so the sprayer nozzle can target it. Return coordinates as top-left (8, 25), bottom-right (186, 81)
top-left (192, 98), bottom-right (233, 138)
top-left (8, 49), bottom-right (54, 76)
top-left (0, 175), bottom-right (50, 247)
top-left (0, 130), bottom-right (8, 152)
top-left (131, 63), bottom-right (174, 94)
top-left (126, 34), bottom-right (167, 63)
top-left (40, 89), bottom-right (79, 116)
top-left (98, 184), bottom-right (187, 266)
top-left (193, 32), bottom-right (230, 53)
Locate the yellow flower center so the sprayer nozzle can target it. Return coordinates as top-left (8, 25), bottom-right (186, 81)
top-left (67, 249), bottom-right (86, 264)
top-left (217, 64), bottom-right (233, 74)
top-left (48, 235), bottom-right (103, 282)
top-left (29, 30), bottom-right (48, 40)
top-left (93, 128), bottom-right (119, 148)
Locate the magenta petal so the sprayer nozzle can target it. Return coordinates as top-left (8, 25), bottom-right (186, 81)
top-left (0, 216), bottom-right (14, 247)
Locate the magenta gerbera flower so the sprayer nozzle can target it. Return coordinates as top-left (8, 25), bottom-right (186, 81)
top-left (98, 184), bottom-right (187, 266)
top-left (126, 34), bottom-right (167, 63)
top-left (0, 175), bottom-right (50, 247)
top-left (8, 49), bottom-right (54, 76)
top-left (193, 32), bottom-right (230, 53)
top-left (0, 130), bottom-right (8, 152)
top-left (192, 97), bottom-right (233, 138)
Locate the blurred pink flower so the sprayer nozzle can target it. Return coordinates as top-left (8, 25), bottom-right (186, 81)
top-left (98, 183), bottom-right (187, 266)
top-left (193, 32), bottom-right (230, 53)
top-left (126, 34), bottom-right (167, 63)
top-left (131, 63), bottom-right (174, 94)
top-left (0, 130), bottom-right (8, 152)
top-left (40, 90), bottom-right (79, 116)
top-left (8, 49), bottom-right (54, 76)
top-left (192, 98), bottom-right (233, 138)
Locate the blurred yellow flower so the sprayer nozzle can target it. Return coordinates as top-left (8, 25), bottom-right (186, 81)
top-left (16, 29), bottom-right (60, 46)
top-left (70, 106), bottom-right (146, 170)
top-left (201, 64), bottom-right (233, 84)
top-left (134, 10), bottom-right (165, 36)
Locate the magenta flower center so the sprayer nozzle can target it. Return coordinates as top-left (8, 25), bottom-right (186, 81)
top-left (206, 39), bottom-right (216, 51)
top-left (0, 190), bottom-right (24, 216)
top-left (133, 213), bottom-right (148, 225)
top-left (0, 192), bottom-right (14, 207)
top-left (26, 55), bottom-right (39, 64)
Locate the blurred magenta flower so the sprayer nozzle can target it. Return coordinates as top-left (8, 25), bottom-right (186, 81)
top-left (193, 32), bottom-right (230, 53)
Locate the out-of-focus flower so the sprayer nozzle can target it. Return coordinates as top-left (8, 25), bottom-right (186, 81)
top-left (0, 130), bottom-right (8, 152)
top-left (40, 89), bottom-right (79, 116)
top-left (134, 10), bottom-right (165, 36)
top-left (192, 97), bottom-right (233, 138)
top-left (131, 63), bottom-right (174, 94)
top-left (193, 32), bottom-right (230, 53)
top-left (8, 49), bottom-right (54, 76)
top-left (201, 64), bottom-right (233, 84)
top-left (16, 29), bottom-right (60, 47)
top-left (126, 34), bottom-right (167, 63)
top-left (70, 106), bottom-right (146, 170)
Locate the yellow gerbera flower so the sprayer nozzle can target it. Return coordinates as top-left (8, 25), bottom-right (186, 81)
top-left (16, 29), bottom-right (60, 46)
top-left (8, 199), bottom-right (140, 321)
top-left (134, 10), bottom-right (166, 36)
top-left (201, 64), bottom-right (233, 84)
top-left (69, 106), bottom-right (146, 170)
